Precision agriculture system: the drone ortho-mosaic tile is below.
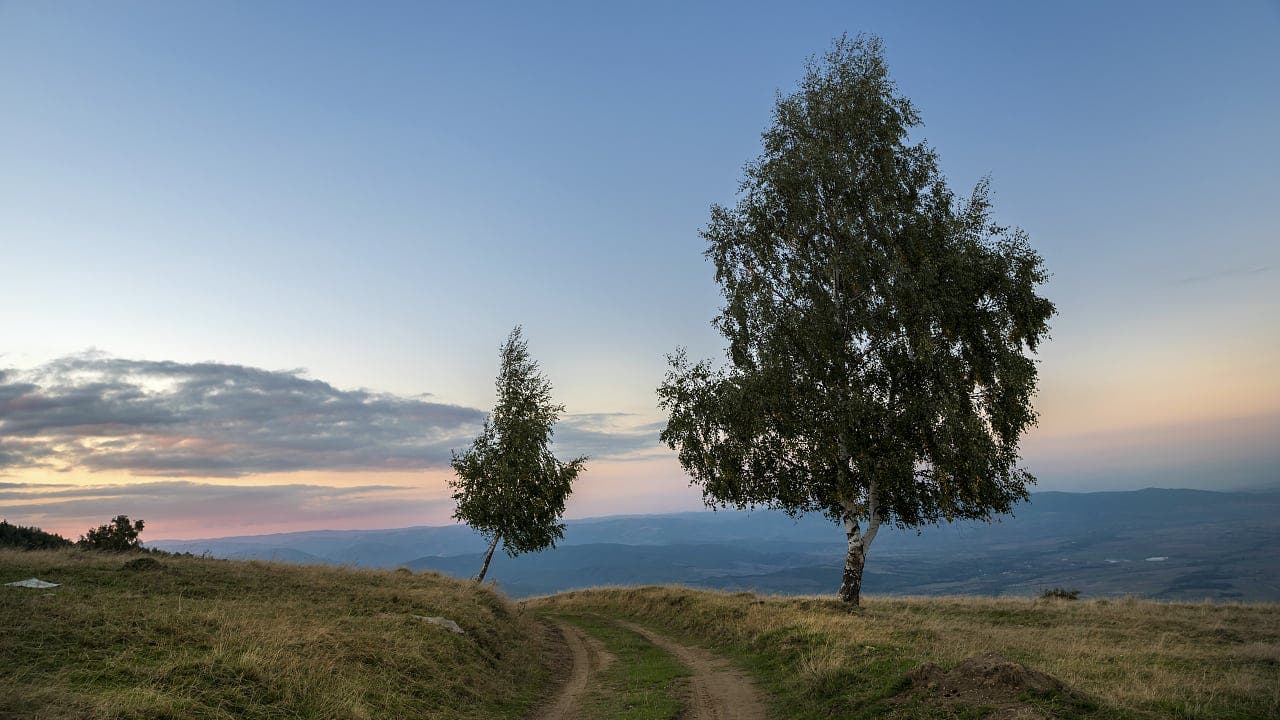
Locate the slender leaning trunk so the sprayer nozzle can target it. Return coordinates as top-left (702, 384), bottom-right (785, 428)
top-left (475, 533), bottom-right (501, 582)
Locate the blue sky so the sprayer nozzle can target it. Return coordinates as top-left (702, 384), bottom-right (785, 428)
top-left (1, 1), bottom-right (1277, 537)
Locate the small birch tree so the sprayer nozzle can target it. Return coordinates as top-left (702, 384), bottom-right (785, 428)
top-left (657, 35), bottom-right (1055, 605)
top-left (450, 327), bottom-right (586, 582)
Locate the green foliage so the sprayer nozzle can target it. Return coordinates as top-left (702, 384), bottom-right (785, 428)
top-left (78, 515), bottom-right (145, 552)
top-left (1040, 587), bottom-right (1082, 601)
top-left (450, 327), bottom-right (587, 558)
top-left (658, 35), bottom-right (1054, 546)
top-left (0, 519), bottom-right (73, 550)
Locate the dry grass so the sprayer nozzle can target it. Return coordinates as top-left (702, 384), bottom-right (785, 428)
top-left (532, 587), bottom-right (1280, 719)
top-left (6, 549), bottom-right (1276, 719)
top-left (0, 549), bottom-right (553, 719)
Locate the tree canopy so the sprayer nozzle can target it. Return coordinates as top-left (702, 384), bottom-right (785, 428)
top-left (0, 520), bottom-right (73, 550)
top-left (450, 326), bottom-right (587, 581)
top-left (657, 35), bottom-right (1055, 603)
top-left (78, 515), bottom-right (146, 552)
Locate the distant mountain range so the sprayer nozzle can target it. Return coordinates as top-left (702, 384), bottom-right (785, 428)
top-left (152, 488), bottom-right (1280, 601)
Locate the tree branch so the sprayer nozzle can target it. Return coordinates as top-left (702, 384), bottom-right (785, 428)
top-left (862, 479), bottom-right (881, 549)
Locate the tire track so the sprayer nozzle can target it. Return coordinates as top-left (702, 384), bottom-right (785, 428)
top-left (612, 619), bottom-right (767, 720)
top-left (532, 620), bottom-right (613, 720)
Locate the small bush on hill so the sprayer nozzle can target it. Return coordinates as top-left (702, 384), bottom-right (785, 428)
top-left (121, 556), bottom-right (162, 571)
top-left (1039, 587), bottom-right (1081, 600)
top-left (0, 520), bottom-right (73, 550)
top-left (78, 515), bottom-right (145, 552)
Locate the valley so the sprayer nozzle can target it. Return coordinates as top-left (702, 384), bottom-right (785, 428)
top-left (154, 488), bottom-right (1280, 602)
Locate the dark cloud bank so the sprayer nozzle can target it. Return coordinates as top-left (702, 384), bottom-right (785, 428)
top-left (0, 354), bottom-right (663, 477)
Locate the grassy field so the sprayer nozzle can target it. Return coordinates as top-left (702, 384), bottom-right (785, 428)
top-left (5, 550), bottom-right (1277, 719)
top-left (0, 549), bottom-right (553, 720)
top-left (532, 586), bottom-right (1280, 720)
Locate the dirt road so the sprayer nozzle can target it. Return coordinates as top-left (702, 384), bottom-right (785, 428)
top-left (532, 616), bottom-right (767, 720)
top-left (615, 620), bottom-right (768, 720)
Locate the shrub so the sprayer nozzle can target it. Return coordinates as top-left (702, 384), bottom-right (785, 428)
top-left (122, 556), bottom-right (162, 571)
top-left (1039, 587), bottom-right (1081, 600)
top-left (78, 515), bottom-right (145, 552)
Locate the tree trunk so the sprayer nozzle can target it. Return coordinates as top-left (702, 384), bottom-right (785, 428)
top-left (475, 533), bottom-right (500, 582)
top-left (839, 518), bottom-right (868, 604)
top-left (839, 504), bottom-right (880, 605)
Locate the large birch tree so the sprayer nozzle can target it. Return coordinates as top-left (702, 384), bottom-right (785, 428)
top-left (657, 35), bottom-right (1055, 605)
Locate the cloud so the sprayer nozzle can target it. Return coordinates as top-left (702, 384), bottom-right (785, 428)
top-left (0, 354), bottom-right (483, 476)
top-left (0, 480), bottom-right (456, 538)
top-left (555, 413), bottom-right (667, 460)
top-left (1172, 265), bottom-right (1270, 285)
top-left (0, 354), bottom-right (667, 477)
top-left (1023, 412), bottom-right (1280, 491)
top-left (0, 481), bottom-right (73, 490)
top-left (0, 479), bottom-right (407, 504)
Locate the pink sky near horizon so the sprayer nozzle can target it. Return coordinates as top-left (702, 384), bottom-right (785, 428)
top-left (5, 407), bottom-right (1276, 541)
top-left (2, 457), bottom-right (709, 540)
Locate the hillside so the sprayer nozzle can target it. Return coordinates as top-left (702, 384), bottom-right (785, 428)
top-left (534, 586), bottom-right (1280, 719)
top-left (154, 489), bottom-right (1280, 601)
top-left (0, 549), bottom-right (553, 719)
top-left (3, 549), bottom-right (1277, 718)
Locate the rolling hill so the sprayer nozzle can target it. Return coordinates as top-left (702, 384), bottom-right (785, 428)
top-left (0, 548), bottom-right (553, 719)
top-left (154, 488), bottom-right (1280, 601)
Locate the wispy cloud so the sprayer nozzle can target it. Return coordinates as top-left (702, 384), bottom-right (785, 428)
top-left (555, 413), bottom-right (667, 460)
top-left (0, 479), bottom-right (406, 504)
top-left (1172, 265), bottom-right (1270, 285)
top-left (0, 353), bottom-right (664, 477)
top-left (1023, 412), bottom-right (1280, 491)
top-left (0, 480), bottom-right (455, 538)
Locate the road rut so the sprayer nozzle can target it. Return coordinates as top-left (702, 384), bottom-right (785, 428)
top-left (614, 619), bottom-right (767, 720)
top-left (533, 616), bottom-right (767, 719)
top-left (533, 620), bottom-right (613, 720)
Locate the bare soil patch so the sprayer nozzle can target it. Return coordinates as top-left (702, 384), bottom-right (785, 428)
top-left (906, 652), bottom-right (1089, 718)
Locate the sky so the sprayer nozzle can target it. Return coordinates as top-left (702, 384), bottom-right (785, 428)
top-left (1, 1), bottom-right (1277, 539)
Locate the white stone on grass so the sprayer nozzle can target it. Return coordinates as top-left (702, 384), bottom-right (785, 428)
top-left (5, 578), bottom-right (60, 588)
top-left (412, 614), bottom-right (465, 634)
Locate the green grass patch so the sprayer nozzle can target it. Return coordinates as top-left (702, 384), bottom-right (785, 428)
top-left (556, 613), bottom-right (690, 720)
